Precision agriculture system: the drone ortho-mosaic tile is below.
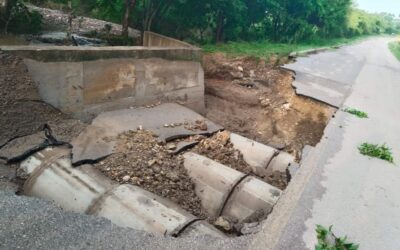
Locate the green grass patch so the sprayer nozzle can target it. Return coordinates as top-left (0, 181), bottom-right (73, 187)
top-left (202, 36), bottom-right (367, 60)
top-left (389, 41), bottom-right (400, 61)
top-left (358, 143), bottom-right (394, 163)
top-left (316, 225), bottom-right (359, 250)
top-left (344, 108), bottom-right (368, 118)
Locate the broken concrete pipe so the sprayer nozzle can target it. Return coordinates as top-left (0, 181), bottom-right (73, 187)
top-left (20, 147), bottom-right (225, 238)
top-left (229, 133), bottom-right (295, 177)
top-left (183, 152), bottom-right (282, 223)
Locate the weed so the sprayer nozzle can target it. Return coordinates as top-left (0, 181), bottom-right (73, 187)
top-left (315, 225), bottom-right (359, 250)
top-left (358, 143), bottom-right (394, 163)
top-left (389, 41), bottom-right (400, 61)
top-left (344, 108), bottom-right (368, 118)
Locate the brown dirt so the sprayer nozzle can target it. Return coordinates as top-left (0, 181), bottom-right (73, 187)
top-left (93, 130), bottom-right (208, 219)
top-left (203, 53), bottom-right (335, 159)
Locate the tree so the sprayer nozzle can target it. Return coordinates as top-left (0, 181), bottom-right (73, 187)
top-left (122, 0), bottom-right (136, 37)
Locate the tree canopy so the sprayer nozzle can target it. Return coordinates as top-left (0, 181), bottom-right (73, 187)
top-left (15, 0), bottom-right (400, 42)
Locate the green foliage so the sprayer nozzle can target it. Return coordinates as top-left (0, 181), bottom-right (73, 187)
top-left (315, 225), bottom-right (359, 250)
top-left (20, 0), bottom-right (400, 44)
top-left (344, 108), bottom-right (368, 118)
top-left (1, 0), bottom-right (42, 34)
top-left (389, 41), bottom-right (400, 61)
top-left (358, 143), bottom-right (394, 163)
top-left (202, 36), bottom-right (363, 59)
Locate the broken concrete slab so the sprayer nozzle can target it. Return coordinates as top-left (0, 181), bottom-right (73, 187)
top-left (72, 103), bottom-right (223, 164)
top-left (283, 43), bottom-right (365, 107)
top-left (170, 141), bottom-right (199, 155)
top-left (229, 133), bottom-right (277, 176)
top-left (0, 132), bottom-right (46, 161)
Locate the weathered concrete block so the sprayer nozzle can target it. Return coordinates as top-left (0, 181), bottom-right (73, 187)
top-left (230, 133), bottom-right (277, 175)
top-left (21, 55), bottom-right (205, 120)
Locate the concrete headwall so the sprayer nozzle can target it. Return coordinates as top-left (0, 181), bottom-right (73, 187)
top-left (143, 31), bottom-right (194, 48)
top-left (1, 46), bottom-right (204, 121)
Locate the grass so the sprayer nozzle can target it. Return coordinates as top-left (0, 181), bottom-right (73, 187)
top-left (202, 36), bottom-right (368, 60)
top-left (358, 143), bottom-right (394, 163)
top-left (389, 41), bottom-right (400, 61)
top-left (315, 225), bottom-right (359, 250)
top-left (344, 108), bottom-right (368, 118)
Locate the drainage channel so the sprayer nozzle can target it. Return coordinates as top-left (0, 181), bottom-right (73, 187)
top-left (18, 131), bottom-right (297, 238)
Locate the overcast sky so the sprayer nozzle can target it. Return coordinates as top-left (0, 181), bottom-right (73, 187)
top-left (356, 0), bottom-right (400, 17)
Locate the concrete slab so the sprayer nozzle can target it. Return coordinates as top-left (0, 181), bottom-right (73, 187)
top-left (0, 132), bottom-right (45, 162)
top-left (72, 103), bottom-right (223, 164)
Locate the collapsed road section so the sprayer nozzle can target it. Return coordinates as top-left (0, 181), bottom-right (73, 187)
top-left (0, 32), bottom-right (335, 243)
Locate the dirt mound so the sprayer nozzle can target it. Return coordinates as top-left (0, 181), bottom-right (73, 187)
top-left (203, 53), bottom-right (335, 159)
top-left (94, 130), bottom-right (208, 219)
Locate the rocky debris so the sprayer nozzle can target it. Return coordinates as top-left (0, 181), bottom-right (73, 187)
top-left (193, 131), bottom-right (253, 176)
top-left (28, 5), bottom-right (141, 39)
top-left (214, 217), bottom-right (232, 232)
top-left (94, 130), bottom-right (208, 219)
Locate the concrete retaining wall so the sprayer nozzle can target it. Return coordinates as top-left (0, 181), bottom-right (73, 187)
top-left (1, 46), bottom-right (205, 121)
top-left (143, 31), bottom-right (194, 48)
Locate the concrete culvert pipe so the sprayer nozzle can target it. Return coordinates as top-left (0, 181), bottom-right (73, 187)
top-left (20, 147), bottom-right (225, 238)
top-left (183, 152), bottom-right (282, 223)
top-left (183, 152), bottom-right (245, 217)
top-left (21, 147), bottom-right (116, 213)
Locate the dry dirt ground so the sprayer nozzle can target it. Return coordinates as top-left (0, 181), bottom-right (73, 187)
top-left (203, 53), bottom-right (335, 159)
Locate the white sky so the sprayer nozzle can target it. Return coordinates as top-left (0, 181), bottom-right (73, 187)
top-left (356, 0), bottom-right (400, 17)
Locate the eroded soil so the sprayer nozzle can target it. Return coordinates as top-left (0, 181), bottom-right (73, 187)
top-left (203, 53), bottom-right (335, 159)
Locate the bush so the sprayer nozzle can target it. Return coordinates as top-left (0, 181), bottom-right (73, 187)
top-left (2, 1), bottom-right (42, 34)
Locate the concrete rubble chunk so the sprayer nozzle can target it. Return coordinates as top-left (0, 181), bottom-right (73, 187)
top-left (229, 133), bottom-right (277, 175)
top-left (71, 103), bottom-right (223, 164)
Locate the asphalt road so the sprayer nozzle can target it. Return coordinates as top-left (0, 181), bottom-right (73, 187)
top-left (251, 37), bottom-right (400, 249)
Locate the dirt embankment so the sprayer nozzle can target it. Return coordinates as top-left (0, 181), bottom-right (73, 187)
top-left (0, 51), bottom-right (86, 190)
top-left (203, 53), bottom-right (335, 159)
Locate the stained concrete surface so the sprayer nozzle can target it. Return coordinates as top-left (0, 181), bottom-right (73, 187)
top-left (72, 103), bottom-right (223, 164)
top-left (251, 37), bottom-right (400, 249)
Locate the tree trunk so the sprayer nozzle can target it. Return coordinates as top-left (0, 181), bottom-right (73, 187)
top-left (122, 0), bottom-right (136, 37)
top-left (215, 11), bottom-right (225, 43)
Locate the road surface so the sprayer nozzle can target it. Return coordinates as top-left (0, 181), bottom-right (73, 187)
top-left (251, 37), bottom-right (400, 249)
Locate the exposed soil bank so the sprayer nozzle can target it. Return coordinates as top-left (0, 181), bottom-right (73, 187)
top-left (203, 53), bottom-right (335, 159)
